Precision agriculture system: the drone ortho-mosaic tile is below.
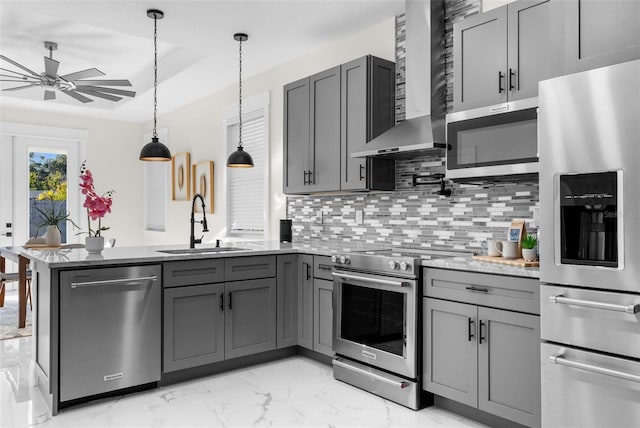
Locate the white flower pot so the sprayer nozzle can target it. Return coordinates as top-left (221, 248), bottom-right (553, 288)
top-left (45, 225), bottom-right (61, 247)
top-left (85, 236), bottom-right (105, 254)
top-left (522, 248), bottom-right (537, 262)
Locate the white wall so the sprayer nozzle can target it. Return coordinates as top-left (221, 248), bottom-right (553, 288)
top-left (0, 17), bottom-right (395, 246)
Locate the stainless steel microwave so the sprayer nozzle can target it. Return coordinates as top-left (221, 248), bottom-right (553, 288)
top-left (445, 97), bottom-right (539, 180)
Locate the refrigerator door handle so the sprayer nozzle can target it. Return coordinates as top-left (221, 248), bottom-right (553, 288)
top-left (549, 294), bottom-right (640, 314)
top-left (550, 353), bottom-right (640, 383)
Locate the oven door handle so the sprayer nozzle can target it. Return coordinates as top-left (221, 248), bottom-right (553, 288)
top-left (332, 358), bottom-right (410, 389)
top-left (549, 294), bottom-right (640, 314)
top-left (550, 353), bottom-right (640, 383)
top-left (332, 272), bottom-right (408, 287)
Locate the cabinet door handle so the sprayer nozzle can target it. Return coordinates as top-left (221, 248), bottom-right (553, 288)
top-left (508, 68), bottom-right (516, 91)
top-left (359, 164), bottom-right (365, 181)
top-left (220, 293), bottom-right (224, 311)
top-left (308, 170), bottom-right (314, 184)
top-left (468, 317), bottom-right (475, 342)
top-left (304, 262), bottom-right (311, 280)
top-left (465, 286), bottom-right (489, 293)
top-left (303, 170), bottom-right (308, 185)
top-left (228, 292), bottom-right (233, 310)
top-left (498, 71), bottom-right (504, 93)
top-left (478, 320), bottom-right (486, 344)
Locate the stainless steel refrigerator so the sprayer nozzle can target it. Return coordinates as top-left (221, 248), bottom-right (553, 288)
top-left (539, 59), bottom-right (640, 427)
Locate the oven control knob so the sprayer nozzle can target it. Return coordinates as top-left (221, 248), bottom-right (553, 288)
top-left (400, 261), bottom-right (410, 271)
top-left (388, 260), bottom-right (399, 270)
top-left (332, 255), bottom-right (338, 263)
top-left (339, 256), bottom-right (350, 265)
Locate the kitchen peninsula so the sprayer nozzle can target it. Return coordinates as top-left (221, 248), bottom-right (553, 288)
top-left (11, 241), bottom-right (538, 419)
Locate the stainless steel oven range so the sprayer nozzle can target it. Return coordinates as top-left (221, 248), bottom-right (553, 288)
top-left (331, 248), bottom-right (466, 409)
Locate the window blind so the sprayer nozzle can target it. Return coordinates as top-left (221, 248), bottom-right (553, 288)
top-left (227, 112), bottom-right (265, 235)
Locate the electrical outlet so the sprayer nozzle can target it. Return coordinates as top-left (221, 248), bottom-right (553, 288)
top-left (532, 206), bottom-right (540, 228)
top-left (355, 209), bottom-right (363, 225)
top-left (318, 210), bottom-right (323, 224)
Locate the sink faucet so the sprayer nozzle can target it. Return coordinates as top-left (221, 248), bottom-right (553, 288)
top-left (190, 193), bottom-right (209, 249)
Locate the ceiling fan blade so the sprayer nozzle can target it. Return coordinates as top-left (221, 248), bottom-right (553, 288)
top-left (0, 55), bottom-right (40, 78)
top-left (75, 85), bottom-right (135, 98)
top-left (44, 57), bottom-right (60, 77)
top-left (73, 87), bottom-right (122, 102)
top-left (61, 90), bottom-right (93, 103)
top-left (0, 78), bottom-right (39, 84)
top-left (0, 67), bottom-right (39, 80)
top-left (2, 84), bottom-right (37, 91)
top-left (73, 79), bottom-right (132, 87)
top-left (0, 74), bottom-right (39, 82)
top-left (60, 68), bottom-right (105, 81)
top-left (44, 90), bottom-right (56, 101)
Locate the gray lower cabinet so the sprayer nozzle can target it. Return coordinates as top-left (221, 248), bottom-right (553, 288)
top-left (224, 278), bottom-right (277, 360)
top-left (313, 278), bottom-right (334, 357)
top-left (424, 297), bottom-right (540, 428)
top-left (276, 255), bottom-right (298, 349)
top-left (559, 0), bottom-right (640, 74)
top-left (164, 283), bottom-right (225, 373)
top-left (297, 255), bottom-right (314, 349)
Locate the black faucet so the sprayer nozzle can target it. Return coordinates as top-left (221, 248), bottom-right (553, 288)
top-left (190, 193), bottom-right (209, 249)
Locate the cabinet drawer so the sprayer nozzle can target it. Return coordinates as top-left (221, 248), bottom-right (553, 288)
top-left (164, 259), bottom-right (225, 288)
top-left (313, 256), bottom-right (333, 280)
top-left (225, 256), bottom-right (276, 281)
top-left (424, 268), bottom-right (539, 314)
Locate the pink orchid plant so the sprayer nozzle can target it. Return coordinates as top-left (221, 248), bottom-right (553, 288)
top-left (79, 161), bottom-right (114, 237)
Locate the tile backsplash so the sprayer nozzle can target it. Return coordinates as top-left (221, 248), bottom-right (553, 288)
top-left (286, 0), bottom-right (538, 252)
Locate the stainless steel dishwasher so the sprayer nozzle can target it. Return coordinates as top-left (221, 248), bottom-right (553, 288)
top-left (59, 265), bottom-right (161, 402)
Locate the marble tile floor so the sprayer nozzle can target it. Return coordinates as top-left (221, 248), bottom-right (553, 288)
top-left (1, 336), bottom-right (487, 428)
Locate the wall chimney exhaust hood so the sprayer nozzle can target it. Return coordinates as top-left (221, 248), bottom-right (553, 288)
top-left (352, 0), bottom-right (446, 159)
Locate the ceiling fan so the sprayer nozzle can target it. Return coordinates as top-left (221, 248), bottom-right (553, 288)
top-left (0, 41), bottom-right (136, 103)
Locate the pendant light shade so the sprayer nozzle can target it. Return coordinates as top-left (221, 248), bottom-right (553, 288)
top-left (140, 9), bottom-right (171, 162)
top-left (227, 33), bottom-right (254, 168)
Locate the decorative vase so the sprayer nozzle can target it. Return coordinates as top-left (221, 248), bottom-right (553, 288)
top-left (522, 248), bottom-right (537, 262)
top-left (85, 236), bottom-right (105, 254)
top-left (45, 225), bottom-right (61, 247)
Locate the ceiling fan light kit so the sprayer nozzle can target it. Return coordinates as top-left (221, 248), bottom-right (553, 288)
top-left (227, 32), bottom-right (254, 168)
top-left (0, 40), bottom-right (136, 103)
top-left (139, 8), bottom-right (172, 162)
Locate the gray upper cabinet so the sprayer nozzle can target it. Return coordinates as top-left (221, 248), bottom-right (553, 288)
top-left (276, 255), bottom-right (298, 349)
top-left (454, 6), bottom-right (507, 111)
top-left (313, 278), bottom-right (334, 357)
top-left (340, 56), bottom-right (395, 191)
top-left (224, 278), bottom-right (277, 360)
top-left (283, 55), bottom-right (395, 194)
top-left (297, 254), bottom-right (314, 349)
top-left (560, 0), bottom-right (640, 74)
top-left (453, 0), bottom-right (553, 111)
top-left (163, 283), bottom-right (225, 373)
top-left (478, 307), bottom-right (540, 428)
top-left (308, 66), bottom-right (342, 192)
top-left (283, 77), bottom-right (310, 194)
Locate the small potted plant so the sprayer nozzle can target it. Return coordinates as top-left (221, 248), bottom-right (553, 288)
top-left (79, 161), bottom-right (114, 254)
top-left (521, 234), bottom-right (538, 262)
top-left (33, 195), bottom-right (78, 246)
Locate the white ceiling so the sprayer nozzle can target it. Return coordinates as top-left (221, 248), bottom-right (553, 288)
top-left (0, 0), bottom-right (403, 122)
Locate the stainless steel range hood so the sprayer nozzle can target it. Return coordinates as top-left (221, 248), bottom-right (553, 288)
top-left (352, 0), bottom-right (446, 159)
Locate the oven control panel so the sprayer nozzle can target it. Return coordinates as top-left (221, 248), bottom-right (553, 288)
top-left (332, 255), bottom-right (351, 265)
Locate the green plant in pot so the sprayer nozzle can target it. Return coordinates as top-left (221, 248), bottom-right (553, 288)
top-left (521, 234), bottom-right (538, 262)
top-left (33, 194), bottom-right (78, 246)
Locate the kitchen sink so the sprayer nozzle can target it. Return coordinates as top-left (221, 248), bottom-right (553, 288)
top-left (157, 247), bottom-right (248, 255)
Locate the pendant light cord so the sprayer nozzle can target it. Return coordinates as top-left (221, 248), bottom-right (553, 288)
top-left (153, 14), bottom-right (158, 139)
top-left (238, 37), bottom-right (243, 149)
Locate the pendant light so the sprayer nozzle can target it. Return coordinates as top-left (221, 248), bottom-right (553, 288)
top-left (140, 9), bottom-right (171, 162)
top-left (227, 33), bottom-right (254, 168)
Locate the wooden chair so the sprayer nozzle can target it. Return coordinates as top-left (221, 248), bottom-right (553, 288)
top-left (0, 271), bottom-right (33, 310)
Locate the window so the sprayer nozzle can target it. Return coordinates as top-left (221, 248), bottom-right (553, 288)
top-left (225, 92), bottom-right (270, 239)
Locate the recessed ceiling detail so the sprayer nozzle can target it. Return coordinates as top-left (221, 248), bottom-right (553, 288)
top-left (0, 40), bottom-right (136, 104)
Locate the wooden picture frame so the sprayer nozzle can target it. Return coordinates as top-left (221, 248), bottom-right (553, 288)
top-left (171, 152), bottom-right (191, 201)
top-left (508, 220), bottom-right (527, 258)
top-left (192, 161), bottom-right (214, 213)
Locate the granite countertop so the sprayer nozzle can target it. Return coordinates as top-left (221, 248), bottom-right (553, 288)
top-left (4, 240), bottom-right (539, 278)
top-left (422, 256), bottom-right (540, 279)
